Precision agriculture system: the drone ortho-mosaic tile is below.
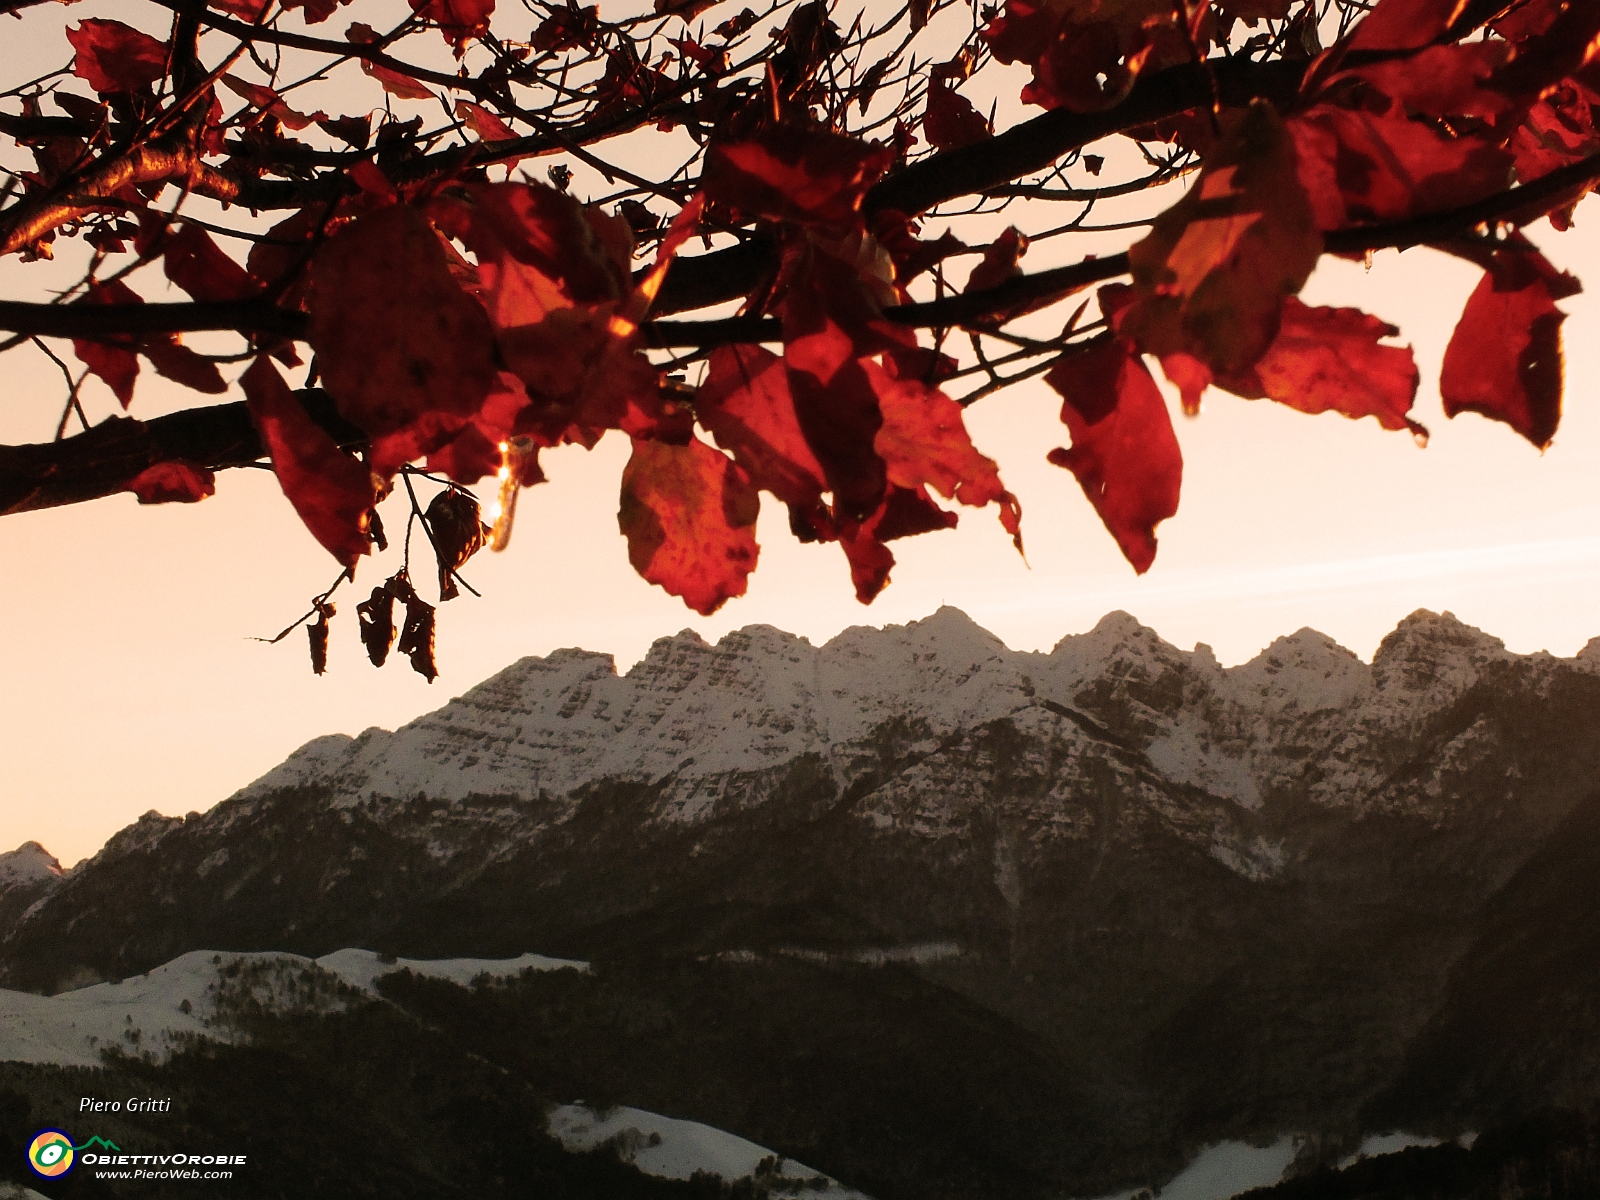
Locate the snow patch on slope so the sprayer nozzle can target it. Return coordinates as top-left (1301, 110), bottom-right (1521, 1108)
top-left (0, 842), bottom-right (62, 889)
top-left (548, 1104), bottom-right (871, 1197)
top-left (0, 948), bottom-right (588, 1068)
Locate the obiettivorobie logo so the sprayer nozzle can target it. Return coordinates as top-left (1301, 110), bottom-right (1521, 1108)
top-left (27, 1128), bottom-right (246, 1180)
top-left (27, 1130), bottom-right (119, 1179)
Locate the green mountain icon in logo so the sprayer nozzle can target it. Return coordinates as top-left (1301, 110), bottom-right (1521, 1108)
top-left (72, 1136), bottom-right (122, 1152)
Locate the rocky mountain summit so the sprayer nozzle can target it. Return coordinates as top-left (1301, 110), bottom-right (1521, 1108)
top-left (6, 607), bottom-right (1600, 1198)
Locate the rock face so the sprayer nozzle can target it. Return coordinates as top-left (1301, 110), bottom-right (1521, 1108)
top-left (5, 607), bottom-right (1600, 1195)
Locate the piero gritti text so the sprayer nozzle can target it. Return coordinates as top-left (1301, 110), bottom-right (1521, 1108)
top-left (81, 1096), bottom-right (172, 1113)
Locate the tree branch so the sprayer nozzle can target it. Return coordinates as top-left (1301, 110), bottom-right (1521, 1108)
top-left (0, 390), bottom-right (362, 515)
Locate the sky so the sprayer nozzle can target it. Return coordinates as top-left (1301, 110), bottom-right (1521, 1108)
top-left (2, 2), bottom-right (1599, 867)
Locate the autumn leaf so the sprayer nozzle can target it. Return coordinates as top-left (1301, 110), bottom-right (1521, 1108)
top-left (361, 60), bottom-right (433, 101)
top-left (307, 599), bottom-right (334, 676)
top-left (619, 436), bottom-right (760, 616)
top-left (697, 344), bottom-right (828, 508)
top-left (67, 20), bottom-right (166, 95)
top-left (1289, 100), bottom-right (1513, 233)
top-left (1203, 298), bottom-right (1423, 432)
top-left (1440, 238), bottom-right (1581, 450)
top-left (867, 357), bottom-right (1020, 543)
top-left (424, 489), bottom-right (488, 601)
top-left (308, 205), bottom-right (500, 477)
top-left (411, 0), bottom-right (494, 52)
top-left (71, 280), bottom-right (226, 406)
top-left (654, 0), bottom-right (717, 18)
top-left (125, 462), bottom-right (216, 505)
top-left (1046, 336), bottom-right (1182, 574)
top-left (220, 74), bottom-right (325, 130)
top-left (924, 84), bottom-right (991, 151)
top-left (357, 581), bottom-right (398, 666)
top-left (1123, 101), bottom-right (1321, 377)
top-left (983, 0), bottom-right (1167, 112)
top-left (965, 227), bottom-right (1027, 295)
top-left (159, 223), bottom-right (261, 302)
top-left (703, 126), bottom-right (893, 227)
top-left (241, 356), bottom-right (375, 568)
top-left (394, 581), bottom-right (438, 681)
top-left (283, 0), bottom-right (355, 23)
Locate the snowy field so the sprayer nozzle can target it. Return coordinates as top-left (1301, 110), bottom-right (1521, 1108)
top-left (0, 948), bottom-right (587, 1067)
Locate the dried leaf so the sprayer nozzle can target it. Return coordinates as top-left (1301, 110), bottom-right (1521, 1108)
top-left (396, 588), bottom-right (438, 681)
top-left (357, 581), bottom-right (398, 666)
top-left (424, 489), bottom-right (487, 601)
top-left (619, 436), bottom-right (760, 616)
top-left (308, 599), bottom-right (334, 676)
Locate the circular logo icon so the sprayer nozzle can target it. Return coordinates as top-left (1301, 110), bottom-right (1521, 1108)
top-left (28, 1129), bottom-right (76, 1178)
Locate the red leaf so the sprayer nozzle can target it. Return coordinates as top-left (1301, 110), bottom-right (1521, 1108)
top-left (67, 20), bottom-right (166, 96)
top-left (1123, 101), bottom-right (1321, 377)
top-left (1440, 240), bottom-right (1581, 450)
top-left (867, 359), bottom-right (1012, 513)
top-left (1348, 0), bottom-right (1459, 50)
top-left (220, 74), bottom-right (324, 130)
top-left (965, 227), bottom-right (1027, 295)
top-left (241, 356), bottom-right (375, 567)
top-left (410, 0), bottom-right (494, 52)
top-left (983, 0), bottom-right (1164, 112)
top-left (211, 0), bottom-right (273, 18)
top-left (162, 223), bottom-right (260, 302)
top-left (455, 100), bottom-right (518, 145)
top-left (1343, 42), bottom-right (1513, 119)
top-left (1288, 101), bottom-right (1513, 231)
top-left (703, 126), bottom-right (893, 227)
top-left (425, 374), bottom-right (532, 483)
top-left (125, 461), bottom-right (216, 505)
top-left (140, 339), bottom-right (227, 395)
top-left (361, 60), bottom-right (433, 101)
top-left (836, 486), bottom-right (957, 604)
top-left (619, 437), bottom-right (760, 616)
top-left (72, 279), bottom-right (142, 407)
top-left (924, 84), bottom-right (991, 151)
top-left (307, 205), bottom-right (500, 477)
top-left (697, 344), bottom-right (827, 508)
top-left (283, 0), bottom-right (354, 23)
top-left (1046, 337), bottom-right (1183, 574)
top-left (1204, 298), bottom-right (1422, 431)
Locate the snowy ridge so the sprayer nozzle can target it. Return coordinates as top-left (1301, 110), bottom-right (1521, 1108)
top-left (0, 948), bottom-right (586, 1068)
top-left (69, 606), bottom-right (1593, 888)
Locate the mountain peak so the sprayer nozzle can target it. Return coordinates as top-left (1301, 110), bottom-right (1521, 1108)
top-left (0, 841), bottom-right (62, 888)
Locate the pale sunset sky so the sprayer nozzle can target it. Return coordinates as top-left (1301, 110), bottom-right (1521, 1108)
top-left (3, 1), bottom-right (1598, 866)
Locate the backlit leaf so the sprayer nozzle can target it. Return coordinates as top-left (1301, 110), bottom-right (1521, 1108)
top-left (125, 462), bottom-right (216, 505)
top-left (1124, 101), bottom-right (1321, 377)
top-left (619, 436), bottom-right (760, 616)
top-left (308, 205), bottom-right (500, 477)
top-left (1440, 239), bottom-right (1581, 450)
top-left (67, 20), bottom-right (166, 95)
top-left (1046, 336), bottom-right (1182, 574)
top-left (241, 356), bottom-right (375, 568)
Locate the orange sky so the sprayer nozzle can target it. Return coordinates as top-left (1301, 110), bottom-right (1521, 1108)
top-left (3, 2), bottom-right (1598, 867)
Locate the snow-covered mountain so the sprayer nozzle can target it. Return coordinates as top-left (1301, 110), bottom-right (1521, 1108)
top-left (5, 607), bottom-right (1600, 1199)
